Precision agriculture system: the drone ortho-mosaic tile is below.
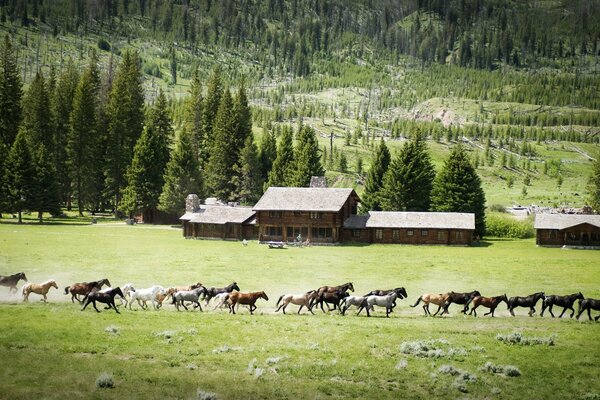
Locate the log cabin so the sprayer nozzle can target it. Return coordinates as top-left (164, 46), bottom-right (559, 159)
top-left (534, 214), bottom-right (600, 248)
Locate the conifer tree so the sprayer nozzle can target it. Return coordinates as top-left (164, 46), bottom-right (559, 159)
top-left (381, 134), bottom-right (435, 211)
top-left (233, 135), bottom-right (262, 204)
top-left (361, 138), bottom-right (390, 213)
top-left (266, 128), bottom-right (294, 188)
top-left (159, 127), bottom-right (203, 215)
top-left (431, 145), bottom-right (486, 236)
top-left (586, 153), bottom-right (600, 212)
top-left (31, 144), bottom-right (61, 222)
top-left (0, 142), bottom-right (8, 214)
top-left (258, 129), bottom-right (277, 182)
top-left (5, 131), bottom-right (35, 223)
top-left (0, 35), bottom-right (22, 148)
top-left (200, 66), bottom-right (223, 166)
top-left (185, 68), bottom-right (203, 159)
top-left (290, 124), bottom-right (323, 187)
top-left (232, 80), bottom-right (252, 163)
top-left (21, 71), bottom-right (52, 151)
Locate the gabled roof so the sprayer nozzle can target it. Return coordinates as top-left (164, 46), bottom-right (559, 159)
top-left (344, 215), bottom-right (369, 229)
top-left (181, 205), bottom-right (255, 225)
top-left (363, 211), bottom-right (475, 230)
top-left (253, 187), bottom-right (358, 212)
top-left (534, 214), bottom-right (600, 230)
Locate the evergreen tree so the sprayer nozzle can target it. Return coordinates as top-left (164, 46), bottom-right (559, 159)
top-left (232, 79), bottom-right (252, 164)
top-left (120, 89), bottom-right (172, 220)
top-left (258, 129), bottom-right (277, 182)
top-left (289, 124), bottom-right (324, 187)
top-left (31, 144), bottom-right (60, 222)
top-left (381, 135), bottom-right (435, 211)
top-left (105, 50), bottom-right (145, 213)
top-left (0, 35), bottom-right (22, 148)
top-left (185, 68), bottom-right (203, 160)
top-left (5, 131), bottom-right (35, 223)
top-left (233, 136), bottom-right (262, 205)
top-left (0, 142), bottom-right (8, 214)
top-left (200, 66), bottom-right (223, 167)
top-left (266, 128), bottom-right (294, 188)
top-left (159, 127), bottom-right (203, 215)
top-left (430, 145), bottom-right (486, 237)
top-left (360, 138), bottom-right (390, 213)
top-left (21, 71), bottom-right (52, 151)
top-left (586, 153), bottom-right (600, 212)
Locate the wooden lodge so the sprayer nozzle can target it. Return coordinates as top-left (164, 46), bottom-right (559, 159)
top-left (534, 214), bottom-right (600, 248)
top-left (342, 211), bottom-right (475, 245)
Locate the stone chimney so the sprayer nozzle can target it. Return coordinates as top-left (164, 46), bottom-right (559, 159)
top-left (186, 194), bottom-right (200, 212)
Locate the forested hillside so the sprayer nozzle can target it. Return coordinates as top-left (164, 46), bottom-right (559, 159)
top-left (0, 0), bottom-right (599, 229)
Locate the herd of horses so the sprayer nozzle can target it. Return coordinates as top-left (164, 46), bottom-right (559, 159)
top-left (1, 272), bottom-right (599, 321)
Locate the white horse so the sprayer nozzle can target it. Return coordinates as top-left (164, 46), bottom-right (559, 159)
top-left (340, 295), bottom-right (368, 315)
top-left (357, 292), bottom-right (398, 317)
top-left (212, 292), bottom-right (232, 310)
top-left (172, 287), bottom-right (206, 311)
top-left (129, 286), bottom-right (164, 310)
top-left (101, 283), bottom-right (135, 307)
top-left (275, 291), bottom-right (318, 314)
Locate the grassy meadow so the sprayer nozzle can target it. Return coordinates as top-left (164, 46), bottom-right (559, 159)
top-left (0, 223), bottom-right (599, 399)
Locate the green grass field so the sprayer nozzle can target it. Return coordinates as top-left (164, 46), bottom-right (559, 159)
top-left (0, 223), bottom-right (599, 399)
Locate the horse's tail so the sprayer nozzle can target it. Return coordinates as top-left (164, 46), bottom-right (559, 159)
top-left (276, 295), bottom-right (284, 308)
top-left (410, 296), bottom-right (422, 308)
top-left (64, 286), bottom-right (70, 295)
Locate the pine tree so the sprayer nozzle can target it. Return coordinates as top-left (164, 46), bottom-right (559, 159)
top-left (120, 89), bottom-right (172, 220)
top-left (232, 79), bottom-right (252, 164)
top-left (430, 145), bottom-right (486, 236)
top-left (159, 127), bottom-right (203, 215)
top-left (361, 138), bottom-right (390, 213)
top-left (586, 153), bottom-right (600, 212)
top-left (289, 124), bottom-right (324, 187)
top-left (200, 66), bottom-right (223, 167)
top-left (105, 50), bottom-right (145, 213)
top-left (233, 136), bottom-right (262, 204)
top-left (21, 71), bottom-right (52, 151)
top-left (31, 144), bottom-right (61, 222)
top-left (0, 35), bottom-right (22, 148)
top-left (5, 131), bottom-right (35, 223)
top-left (0, 142), bottom-right (8, 214)
top-left (381, 135), bottom-right (435, 211)
top-left (258, 129), bottom-right (277, 182)
top-left (185, 68), bottom-right (203, 160)
top-left (266, 128), bottom-right (294, 188)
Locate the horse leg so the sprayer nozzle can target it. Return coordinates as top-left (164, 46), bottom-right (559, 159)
top-left (195, 300), bottom-right (203, 312)
top-left (42, 293), bottom-right (47, 303)
top-left (568, 306), bottom-right (575, 318)
top-left (92, 301), bottom-right (101, 313)
top-left (432, 305), bottom-right (443, 317)
top-left (509, 307), bottom-right (515, 317)
top-left (548, 305), bottom-right (555, 318)
top-left (180, 301), bottom-right (189, 311)
top-left (471, 306), bottom-right (478, 317)
top-left (595, 314), bottom-right (600, 322)
top-left (111, 301), bottom-right (120, 314)
top-left (529, 307), bottom-right (536, 317)
top-left (558, 307), bottom-right (567, 318)
top-left (81, 299), bottom-right (90, 311)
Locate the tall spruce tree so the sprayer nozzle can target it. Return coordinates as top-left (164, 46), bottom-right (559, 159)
top-left (120, 89), bottom-right (172, 220)
top-left (185, 68), bottom-right (203, 160)
top-left (586, 153), bottom-right (600, 212)
top-left (0, 142), bottom-right (8, 214)
top-left (31, 144), bottom-right (60, 222)
top-left (381, 134), bottom-right (435, 211)
top-left (290, 124), bottom-right (324, 187)
top-left (0, 35), bottom-right (22, 148)
top-left (159, 127), bottom-right (203, 215)
top-left (232, 79), bottom-right (252, 163)
top-left (430, 145), bottom-right (486, 236)
top-left (266, 128), bottom-right (294, 188)
top-left (258, 129), bottom-right (277, 182)
top-left (21, 71), bottom-right (52, 151)
top-left (200, 66), bottom-right (223, 167)
top-left (233, 135), bottom-right (262, 204)
top-left (5, 130), bottom-right (35, 223)
top-left (360, 138), bottom-right (390, 213)
top-left (105, 50), bottom-right (145, 214)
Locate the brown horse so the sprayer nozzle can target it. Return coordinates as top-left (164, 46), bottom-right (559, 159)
top-left (410, 293), bottom-right (450, 316)
top-left (22, 279), bottom-right (58, 302)
top-left (316, 282), bottom-right (354, 297)
top-left (0, 272), bottom-right (27, 293)
top-left (64, 278), bottom-right (111, 304)
top-left (228, 291), bottom-right (269, 315)
top-left (469, 294), bottom-right (508, 317)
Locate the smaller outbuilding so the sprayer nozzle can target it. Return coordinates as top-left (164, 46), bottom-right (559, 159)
top-left (534, 214), bottom-right (600, 248)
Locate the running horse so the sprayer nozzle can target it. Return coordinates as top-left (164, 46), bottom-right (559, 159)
top-left (313, 282), bottom-right (354, 310)
top-left (576, 298), bottom-right (600, 321)
top-left (64, 278), bottom-right (111, 304)
top-left (275, 290), bottom-right (319, 314)
top-left (410, 292), bottom-right (450, 316)
top-left (440, 290), bottom-right (481, 316)
top-left (364, 287), bottom-right (408, 309)
top-left (81, 287), bottom-right (124, 314)
top-left (204, 282), bottom-right (241, 305)
top-left (507, 292), bottom-right (545, 316)
top-left (228, 291), bottom-right (269, 315)
top-left (540, 292), bottom-right (584, 318)
top-left (468, 294), bottom-right (508, 317)
top-left (0, 272), bottom-right (27, 294)
top-left (22, 279), bottom-right (59, 302)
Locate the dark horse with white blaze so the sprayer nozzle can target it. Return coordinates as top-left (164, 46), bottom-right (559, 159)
top-left (540, 292), bottom-right (584, 318)
top-left (440, 290), bottom-right (481, 315)
top-left (507, 292), bottom-right (545, 316)
top-left (0, 272), bottom-right (27, 293)
top-left (576, 298), bottom-right (600, 321)
top-left (81, 287), bottom-right (124, 314)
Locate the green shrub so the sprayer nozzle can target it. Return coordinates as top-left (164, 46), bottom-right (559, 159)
top-left (97, 38), bottom-right (111, 51)
top-left (485, 212), bottom-right (534, 238)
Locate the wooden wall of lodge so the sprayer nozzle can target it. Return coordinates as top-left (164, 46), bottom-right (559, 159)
top-left (536, 223), bottom-right (600, 247)
top-left (341, 227), bottom-right (473, 245)
top-left (256, 210), bottom-right (346, 243)
top-left (183, 221), bottom-right (258, 240)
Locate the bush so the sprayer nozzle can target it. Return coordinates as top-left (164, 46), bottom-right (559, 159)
top-left (95, 373), bottom-right (114, 389)
top-left (496, 332), bottom-right (556, 346)
top-left (485, 212), bottom-right (535, 238)
top-left (143, 62), bottom-right (162, 78)
top-left (97, 38), bottom-right (111, 51)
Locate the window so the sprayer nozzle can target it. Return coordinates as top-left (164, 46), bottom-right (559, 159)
top-left (267, 226), bottom-right (282, 237)
top-left (421, 229), bottom-right (428, 236)
top-left (437, 231), bottom-right (445, 241)
top-left (456, 231), bottom-right (463, 240)
top-left (406, 230), bottom-right (414, 236)
top-left (287, 227), bottom-right (308, 238)
top-left (392, 229), bottom-right (400, 240)
top-left (375, 229), bottom-right (383, 239)
top-left (293, 211), bottom-right (302, 216)
top-left (310, 212), bottom-right (322, 219)
top-left (311, 227), bottom-right (333, 238)
top-left (548, 230), bottom-right (557, 239)
top-left (353, 229), bottom-right (361, 238)
top-left (269, 211), bottom-right (281, 218)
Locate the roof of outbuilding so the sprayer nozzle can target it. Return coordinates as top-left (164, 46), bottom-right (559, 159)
top-left (343, 215), bottom-right (369, 229)
top-left (181, 205), bottom-right (256, 225)
top-left (253, 187), bottom-right (358, 212)
top-left (363, 211), bottom-right (476, 230)
top-left (534, 214), bottom-right (600, 230)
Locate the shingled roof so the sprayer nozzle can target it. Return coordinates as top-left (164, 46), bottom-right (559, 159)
top-left (361, 211), bottom-right (475, 230)
top-left (253, 187), bottom-right (357, 212)
top-left (181, 205), bottom-right (255, 225)
top-left (534, 214), bottom-right (600, 230)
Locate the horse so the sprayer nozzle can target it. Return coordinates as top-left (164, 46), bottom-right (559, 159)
top-left (507, 292), bottom-right (545, 316)
top-left (64, 278), bottom-right (111, 304)
top-left (468, 294), bottom-right (508, 317)
top-left (540, 292), bottom-right (585, 318)
top-left (172, 287), bottom-right (207, 311)
top-left (357, 292), bottom-right (399, 317)
top-left (156, 287), bottom-right (178, 308)
top-left (212, 292), bottom-right (233, 311)
top-left (410, 293), bottom-right (450, 316)
top-left (228, 291), bottom-right (269, 315)
top-left (440, 290), bottom-right (481, 316)
top-left (114, 283), bottom-right (136, 307)
top-left (0, 272), bottom-right (27, 293)
top-left (275, 290), bottom-right (318, 314)
top-left (364, 287), bottom-right (408, 301)
top-left (81, 287), bottom-right (124, 314)
top-left (316, 282), bottom-right (354, 297)
top-left (204, 282), bottom-right (241, 305)
top-left (129, 286), bottom-right (164, 310)
top-left (22, 279), bottom-right (58, 302)
top-left (576, 298), bottom-right (600, 321)
top-left (340, 295), bottom-right (368, 316)
top-left (314, 289), bottom-right (349, 313)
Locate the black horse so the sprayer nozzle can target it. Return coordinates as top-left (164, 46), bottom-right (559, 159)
top-left (203, 282), bottom-right (240, 305)
top-left (81, 287), bottom-right (124, 314)
top-left (315, 289), bottom-right (349, 313)
top-left (576, 298), bottom-right (600, 321)
top-left (440, 290), bottom-right (481, 315)
top-left (507, 292), bottom-right (545, 316)
top-left (540, 292), bottom-right (584, 318)
top-left (0, 272), bottom-right (27, 293)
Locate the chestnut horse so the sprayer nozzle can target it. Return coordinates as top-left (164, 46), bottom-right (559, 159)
top-left (228, 291), bottom-right (269, 315)
top-left (81, 287), bottom-right (124, 314)
top-left (468, 294), bottom-right (508, 317)
top-left (0, 272), bottom-right (27, 293)
top-left (440, 290), bottom-right (481, 316)
top-left (410, 293), bottom-right (450, 316)
top-left (22, 279), bottom-right (58, 302)
top-left (64, 278), bottom-right (111, 304)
